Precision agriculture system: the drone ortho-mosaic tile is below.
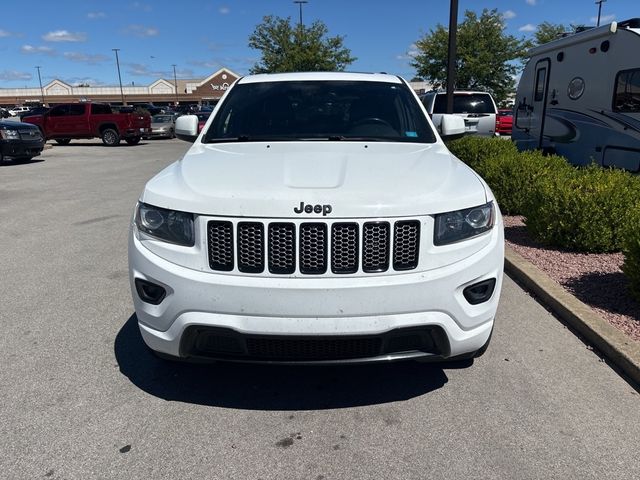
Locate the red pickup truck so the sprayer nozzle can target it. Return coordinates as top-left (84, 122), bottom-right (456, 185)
top-left (23, 103), bottom-right (151, 146)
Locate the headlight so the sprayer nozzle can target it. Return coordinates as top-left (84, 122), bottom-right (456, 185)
top-left (135, 202), bottom-right (195, 246)
top-left (434, 202), bottom-right (494, 246)
top-left (0, 129), bottom-right (19, 140)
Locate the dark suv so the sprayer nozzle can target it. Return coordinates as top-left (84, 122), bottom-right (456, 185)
top-left (0, 120), bottom-right (45, 163)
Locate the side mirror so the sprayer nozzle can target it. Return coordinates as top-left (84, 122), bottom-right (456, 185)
top-left (440, 115), bottom-right (466, 140)
top-left (175, 115), bottom-right (199, 143)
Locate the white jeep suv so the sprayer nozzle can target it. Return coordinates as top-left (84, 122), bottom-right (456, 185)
top-left (129, 72), bottom-right (504, 364)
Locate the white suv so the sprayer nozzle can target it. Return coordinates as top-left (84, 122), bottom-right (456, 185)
top-left (420, 91), bottom-right (499, 137)
top-left (8, 106), bottom-right (32, 117)
top-left (129, 72), bottom-right (504, 364)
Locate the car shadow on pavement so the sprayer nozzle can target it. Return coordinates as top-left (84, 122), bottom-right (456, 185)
top-left (0, 159), bottom-right (44, 167)
top-left (49, 142), bottom-right (147, 147)
top-left (115, 314), bottom-right (450, 410)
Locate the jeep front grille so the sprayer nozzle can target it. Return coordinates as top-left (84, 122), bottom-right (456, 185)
top-left (207, 219), bottom-right (421, 275)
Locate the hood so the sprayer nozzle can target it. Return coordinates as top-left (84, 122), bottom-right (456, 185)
top-left (142, 141), bottom-right (487, 218)
top-left (0, 120), bottom-right (39, 129)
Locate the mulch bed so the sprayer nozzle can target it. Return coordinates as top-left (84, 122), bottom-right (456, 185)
top-left (503, 215), bottom-right (640, 342)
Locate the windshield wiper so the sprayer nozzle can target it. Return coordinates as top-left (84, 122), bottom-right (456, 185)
top-left (326, 135), bottom-right (385, 141)
top-left (204, 135), bottom-right (251, 143)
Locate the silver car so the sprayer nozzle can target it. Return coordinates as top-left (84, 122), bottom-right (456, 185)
top-left (146, 114), bottom-right (176, 139)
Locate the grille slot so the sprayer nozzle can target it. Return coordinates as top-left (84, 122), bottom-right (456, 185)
top-left (237, 222), bottom-right (265, 273)
top-left (268, 223), bottom-right (296, 274)
top-left (299, 223), bottom-right (328, 274)
top-left (331, 223), bottom-right (359, 274)
top-left (207, 221), bottom-right (234, 271)
top-left (362, 222), bottom-right (390, 272)
top-left (393, 220), bottom-right (421, 270)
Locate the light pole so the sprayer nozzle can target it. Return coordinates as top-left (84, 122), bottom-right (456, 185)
top-left (595, 0), bottom-right (607, 27)
top-left (35, 66), bottom-right (45, 105)
top-left (112, 48), bottom-right (125, 105)
top-left (172, 64), bottom-right (179, 106)
top-left (293, 0), bottom-right (308, 28)
top-left (445, 0), bottom-right (459, 114)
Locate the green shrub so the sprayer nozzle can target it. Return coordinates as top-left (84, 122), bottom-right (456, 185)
top-left (447, 136), bottom-right (518, 171)
top-left (622, 207), bottom-right (640, 300)
top-left (448, 136), bottom-right (640, 253)
top-left (476, 150), bottom-right (572, 215)
top-left (447, 137), bottom-right (571, 215)
top-left (525, 165), bottom-right (640, 252)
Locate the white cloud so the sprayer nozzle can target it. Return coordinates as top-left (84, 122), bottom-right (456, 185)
top-left (124, 25), bottom-right (159, 37)
top-left (526, 0), bottom-right (537, 5)
top-left (0, 29), bottom-right (12, 37)
top-left (87, 12), bottom-right (106, 19)
top-left (131, 2), bottom-right (152, 12)
top-left (21, 44), bottom-right (56, 55)
top-left (219, 6), bottom-right (230, 14)
top-left (503, 10), bottom-right (517, 20)
top-left (42, 30), bottom-right (86, 42)
top-left (0, 70), bottom-right (32, 81)
top-left (63, 52), bottom-right (109, 64)
top-left (396, 43), bottom-right (419, 61)
top-left (519, 24), bottom-right (536, 32)
top-left (126, 63), bottom-right (193, 79)
top-left (590, 14), bottom-right (616, 24)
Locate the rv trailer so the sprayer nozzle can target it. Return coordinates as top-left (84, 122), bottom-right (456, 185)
top-left (513, 19), bottom-right (640, 171)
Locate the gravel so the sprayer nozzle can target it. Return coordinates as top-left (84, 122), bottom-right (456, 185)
top-left (503, 215), bottom-right (640, 342)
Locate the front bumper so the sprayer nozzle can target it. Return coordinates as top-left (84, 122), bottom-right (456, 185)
top-left (144, 126), bottom-right (173, 138)
top-left (1, 139), bottom-right (44, 159)
top-left (129, 221), bottom-right (504, 363)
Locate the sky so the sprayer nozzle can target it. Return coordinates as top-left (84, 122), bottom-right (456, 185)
top-left (0, 0), bottom-right (635, 88)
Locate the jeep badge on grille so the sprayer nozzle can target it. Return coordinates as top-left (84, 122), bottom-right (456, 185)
top-left (294, 202), bottom-right (332, 216)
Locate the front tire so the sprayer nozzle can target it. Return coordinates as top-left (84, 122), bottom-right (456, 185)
top-left (125, 136), bottom-right (141, 145)
top-left (55, 138), bottom-right (71, 145)
top-left (101, 128), bottom-right (120, 146)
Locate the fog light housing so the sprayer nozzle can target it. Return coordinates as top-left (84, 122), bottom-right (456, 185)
top-left (463, 278), bottom-right (496, 305)
top-left (135, 278), bottom-right (166, 305)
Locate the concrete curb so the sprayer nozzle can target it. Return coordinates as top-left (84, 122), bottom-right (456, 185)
top-left (504, 246), bottom-right (640, 386)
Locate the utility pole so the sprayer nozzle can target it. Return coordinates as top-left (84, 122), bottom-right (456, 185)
top-left (35, 66), bottom-right (45, 105)
top-left (172, 64), bottom-right (179, 105)
top-left (112, 48), bottom-right (125, 105)
top-left (294, 0), bottom-right (308, 28)
top-left (595, 0), bottom-right (607, 27)
top-left (445, 0), bottom-right (459, 114)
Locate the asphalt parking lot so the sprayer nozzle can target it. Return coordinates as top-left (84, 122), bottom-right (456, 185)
top-left (1, 139), bottom-right (639, 480)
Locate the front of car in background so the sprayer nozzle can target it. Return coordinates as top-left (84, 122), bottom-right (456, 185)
top-left (0, 119), bottom-right (45, 163)
top-left (129, 72), bottom-right (504, 365)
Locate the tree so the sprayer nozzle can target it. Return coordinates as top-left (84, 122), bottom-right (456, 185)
top-left (534, 21), bottom-right (568, 45)
top-left (411, 8), bottom-right (531, 104)
top-left (248, 15), bottom-right (356, 74)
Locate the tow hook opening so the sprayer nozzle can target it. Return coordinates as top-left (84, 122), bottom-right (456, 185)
top-left (135, 278), bottom-right (166, 305)
top-left (463, 278), bottom-right (496, 305)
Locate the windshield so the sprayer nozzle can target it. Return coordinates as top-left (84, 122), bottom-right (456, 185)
top-left (203, 80), bottom-right (436, 143)
top-left (152, 115), bottom-right (172, 122)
